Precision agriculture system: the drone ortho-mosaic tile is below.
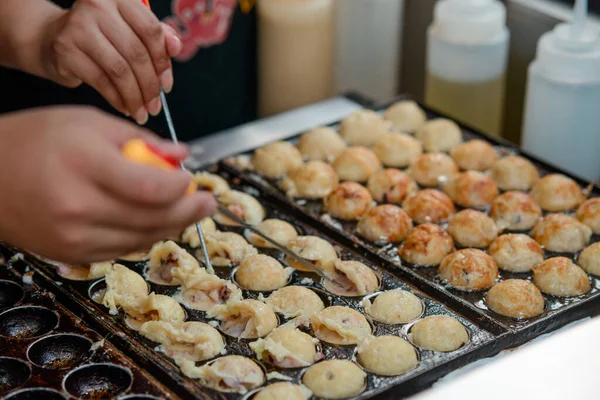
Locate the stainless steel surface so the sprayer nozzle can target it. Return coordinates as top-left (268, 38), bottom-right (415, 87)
top-left (187, 97), bottom-right (363, 167)
top-left (160, 90), bottom-right (214, 275)
top-left (215, 204), bottom-right (350, 290)
top-left (412, 316), bottom-right (599, 399)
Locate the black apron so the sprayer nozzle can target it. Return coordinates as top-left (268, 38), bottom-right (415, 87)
top-left (0, 0), bottom-right (257, 141)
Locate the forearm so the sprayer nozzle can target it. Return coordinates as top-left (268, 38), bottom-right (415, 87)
top-left (0, 0), bottom-right (64, 78)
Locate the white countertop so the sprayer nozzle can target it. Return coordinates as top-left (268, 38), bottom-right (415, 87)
top-left (412, 317), bottom-right (599, 400)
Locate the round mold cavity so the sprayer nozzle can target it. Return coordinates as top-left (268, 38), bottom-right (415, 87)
top-left (231, 266), bottom-right (294, 293)
top-left (27, 333), bottom-right (93, 370)
top-left (0, 280), bottom-right (24, 308)
top-left (0, 306), bottom-right (59, 339)
top-left (88, 279), bottom-right (107, 305)
top-left (405, 317), bottom-right (472, 353)
top-left (116, 396), bottom-right (163, 400)
top-left (198, 357), bottom-right (267, 393)
top-left (4, 388), bottom-right (66, 400)
top-left (321, 267), bottom-right (382, 298)
top-left (353, 338), bottom-right (421, 376)
top-left (0, 357), bottom-right (31, 392)
top-left (360, 290), bottom-right (425, 325)
top-left (63, 363), bottom-right (132, 400)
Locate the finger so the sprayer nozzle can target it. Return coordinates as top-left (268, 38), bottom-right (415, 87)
top-left (64, 48), bottom-right (128, 115)
top-left (76, 25), bottom-right (147, 124)
top-left (118, 0), bottom-right (174, 93)
top-left (92, 190), bottom-right (217, 232)
top-left (91, 146), bottom-right (193, 206)
top-left (99, 14), bottom-right (162, 116)
top-left (162, 23), bottom-right (182, 58)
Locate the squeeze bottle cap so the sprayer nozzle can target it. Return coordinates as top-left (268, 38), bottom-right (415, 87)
top-left (430, 0), bottom-right (507, 44)
top-left (534, 0), bottom-right (600, 82)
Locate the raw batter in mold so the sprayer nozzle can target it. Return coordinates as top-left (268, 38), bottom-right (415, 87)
top-left (208, 299), bottom-right (278, 339)
top-left (311, 306), bottom-right (371, 345)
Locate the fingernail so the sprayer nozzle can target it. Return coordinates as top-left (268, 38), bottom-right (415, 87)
top-left (134, 107), bottom-right (148, 125)
top-left (160, 69), bottom-right (174, 93)
top-left (148, 96), bottom-right (162, 116)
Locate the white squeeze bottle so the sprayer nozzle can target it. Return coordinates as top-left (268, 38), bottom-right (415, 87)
top-left (522, 0), bottom-right (600, 183)
top-left (425, 0), bottom-right (509, 137)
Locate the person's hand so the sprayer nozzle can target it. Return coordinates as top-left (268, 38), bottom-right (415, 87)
top-left (0, 106), bottom-right (216, 263)
top-left (40, 0), bottom-right (182, 124)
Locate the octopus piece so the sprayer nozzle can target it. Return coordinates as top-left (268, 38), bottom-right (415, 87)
top-left (250, 328), bottom-right (321, 368)
top-left (332, 146), bottom-right (382, 183)
top-left (442, 170), bottom-right (499, 208)
top-left (409, 152), bottom-right (459, 187)
top-left (103, 264), bottom-right (149, 315)
top-left (576, 198), bottom-right (600, 234)
top-left (285, 236), bottom-right (338, 274)
top-left (148, 241), bottom-right (201, 285)
top-left (533, 257), bottom-right (591, 297)
top-left (383, 100), bottom-right (427, 133)
top-left (439, 249), bottom-right (499, 291)
top-left (530, 174), bottom-right (585, 212)
top-left (488, 234), bottom-right (544, 273)
top-left (324, 182), bottom-right (374, 221)
top-left (357, 335), bottom-right (418, 376)
top-left (265, 286), bottom-right (325, 318)
top-left (399, 224), bottom-right (454, 267)
top-left (281, 160), bottom-right (339, 199)
top-left (403, 189), bottom-right (456, 224)
top-left (338, 109), bottom-right (389, 146)
top-left (208, 299), bottom-right (278, 339)
top-left (55, 261), bottom-right (113, 281)
top-left (181, 218), bottom-right (218, 248)
top-left (178, 270), bottom-right (243, 311)
top-left (578, 242), bottom-right (600, 276)
top-left (531, 214), bottom-right (592, 253)
top-left (450, 140), bottom-right (499, 171)
top-left (409, 316), bottom-right (469, 352)
top-left (139, 321), bottom-right (225, 362)
top-left (214, 190), bottom-right (265, 226)
top-left (311, 306), bottom-right (371, 345)
top-left (366, 169), bottom-right (418, 204)
top-left (323, 260), bottom-right (379, 297)
top-left (235, 254), bottom-right (291, 291)
top-left (486, 280), bottom-right (545, 319)
top-left (246, 219), bottom-right (298, 248)
top-left (362, 289), bottom-right (423, 324)
top-left (356, 204), bottom-right (412, 244)
top-left (192, 172), bottom-right (230, 195)
top-left (251, 141), bottom-right (303, 179)
top-left (180, 355), bottom-right (265, 394)
top-left (197, 231), bottom-right (258, 267)
top-left (302, 360), bottom-right (366, 399)
top-left (415, 118), bottom-right (463, 152)
top-left (126, 293), bottom-right (186, 331)
top-left (373, 133), bottom-right (423, 168)
top-left (253, 382), bottom-right (312, 400)
top-left (447, 209), bottom-right (499, 248)
top-left (489, 191), bottom-right (542, 231)
top-left (490, 155), bottom-right (539, 191)
top-left (296, 127), bottom-right (347, 162)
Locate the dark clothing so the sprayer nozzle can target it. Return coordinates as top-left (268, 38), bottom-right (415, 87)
top-left (0, 0), bottom-right (257, 141)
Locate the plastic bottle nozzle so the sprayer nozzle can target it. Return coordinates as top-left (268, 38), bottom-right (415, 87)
top-left (572, 0), bottom-right (588, 38)
top-left (122, 139), bottom-right (198, 195)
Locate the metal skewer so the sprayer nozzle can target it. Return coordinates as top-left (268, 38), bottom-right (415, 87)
top-left (216, 204), bottom-right (351, 291)
top-left (160, 90), bottom-right (215, 275)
